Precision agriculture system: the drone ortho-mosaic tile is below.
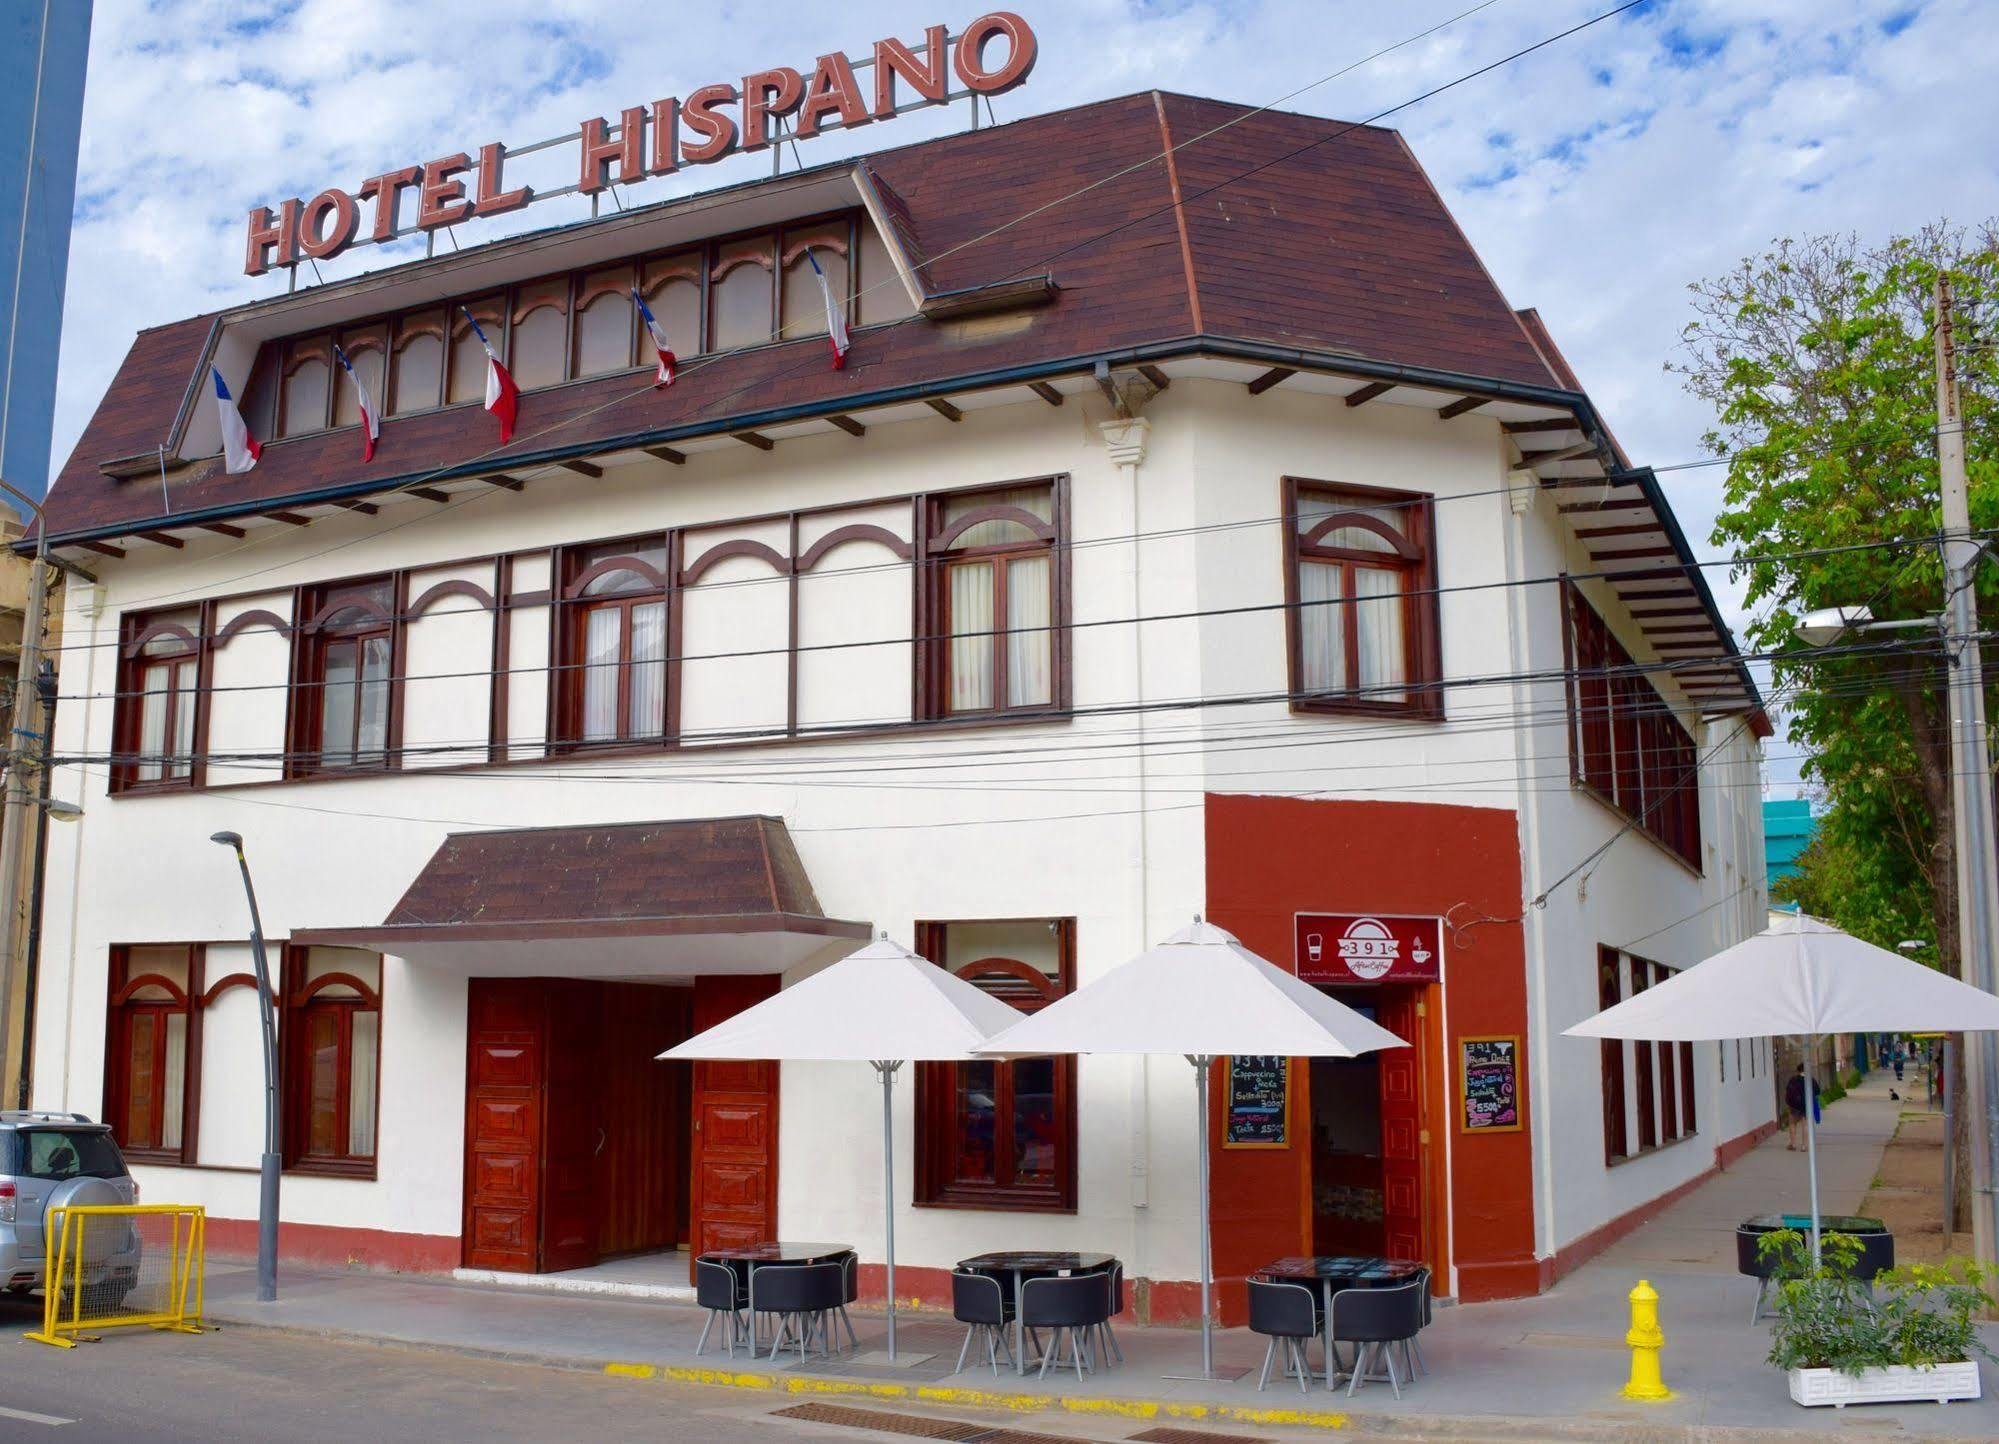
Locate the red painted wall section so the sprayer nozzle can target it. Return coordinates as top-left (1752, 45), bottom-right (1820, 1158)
top-left (1204, 794), bottom-right (1539, 1307)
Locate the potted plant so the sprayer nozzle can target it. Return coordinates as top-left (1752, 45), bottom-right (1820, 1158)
top-left (1758, 1229), bottom-right (1993, 1407)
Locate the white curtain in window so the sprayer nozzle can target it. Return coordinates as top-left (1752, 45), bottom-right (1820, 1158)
top-left (171, 660), bottom-right (196, 769)
top-left (583, 609), bottom-right (621, 740)
top-left (630, 601), bottom-right (666, 737)
top-left (320, 649), bottom-right (358, 764)
top-left (1353, 567), bottom-right (1406, 701)
top-left (138, 665), bottom-right (169, 782)
top-left (348, 1010), bottom-right (379, 1157)
top-left (949, 563), bottom-right (995, 712)
top-left (1298, 561), bottom-right (1344, 692)
top-left (1005, 554), bottom-right (1052, 707)
top-left (162, 1013), bottom-right (187, 1151)
top-left (357, 636), bottom-right (391, 762)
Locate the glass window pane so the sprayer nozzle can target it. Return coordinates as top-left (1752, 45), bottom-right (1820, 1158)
top-left (448, 298), bottom-right (504, 405)
top-left (391, 311), bottom-right (446, 414)
top-left (320, 642), bottom-right (358, 764)
top-left (583, 607), bottom-right (621, 742)
top-left (858, 224), bottom-right (914, 326)
top-left (357, 636), bottom-right (391, 761)
top-left (332, 331), bottom-right (386, 429)
top-left (941, 485), bottom-right (1052, 550)
top-left (781, 230), bottom-right (846, 341)
top-left (573, 276), bottom-right (633, 377)
top-left (954, 1060), bottom-right (997, 1183)
top-left (948, 562), bottom-right (995, 713)
top-left (1352, 566), bottom-right (1406, 700)
top-left (349, 1010), bottom-right (379, 1158)
top-left (1011, 1057), bottom-right (1057, 1184)
top-left (711, 237), bottom-right (774, 350)
top-left (509, 283), bottom-right (568, 390)
top-left (1005, 554), bottom-right (1052, 708)
top-left (162, 1013), bottom-right (187, 1151)
top-left (1297, 492), bottom-right (1406, 552)
top-left (138, 664), bottom-right (168, 782)
top-left (582, 566), bottom-right (657, 598)
top-left (170, 659), bottom-right (197, 775)
top-left (1298, 561), bottom-right (1345, 693)
top-left (280, 351), bottom-right (330, 437)
top-left (639, 267), bottom-right (701, 366)
top-left (630, 600), bottom-right (666, 737)
top-left (306, 1010), bottom-right (341, 1157)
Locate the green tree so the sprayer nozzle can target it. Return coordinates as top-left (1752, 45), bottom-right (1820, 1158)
top-left (1675, 224), bottom-right (1999, 1219)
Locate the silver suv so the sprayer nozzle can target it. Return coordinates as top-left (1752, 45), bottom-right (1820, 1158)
top-left (1, 1112), bottom-right (141, 1305)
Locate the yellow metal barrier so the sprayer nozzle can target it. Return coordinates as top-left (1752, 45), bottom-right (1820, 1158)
top-left (24, 1204), bottom-right (206, 1348)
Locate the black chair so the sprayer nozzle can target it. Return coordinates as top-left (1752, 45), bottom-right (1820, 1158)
top-left (1738, 1226), bottom-right (1895, 1321)
top-left (750, 1261), bottom-right (846, 1363)
top-left (1331, 1278), bottom-right (1425, 1399)
top-left (1404, 1266), bottom-right (1432, 1378)
top-left (1094, 1261), bottom-right (1126, 1366)
top-left (951, 1269), bottom-right (1015, 1376)
top-left (1248, 1278), bottom-right (1322, 1395)
top-left (1020, 1273), bottom-right (1111, 1381)
top-left (695, 1256), bottom-right (749, 1358)
top-left (835, 1251), bottom-right (860, 1350)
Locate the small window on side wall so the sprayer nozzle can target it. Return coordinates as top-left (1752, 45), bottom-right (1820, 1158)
top-left (916, 919), bottom-right (1077, 1212)
top-left (1284, 479), bottom-right (1441, 719)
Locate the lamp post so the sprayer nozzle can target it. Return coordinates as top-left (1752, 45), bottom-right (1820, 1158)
top-left (210, 831), bottom-right (281, 1302)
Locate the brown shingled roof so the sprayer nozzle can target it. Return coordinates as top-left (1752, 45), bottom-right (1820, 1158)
top-left (44, 90), bottom-right (1577, 542)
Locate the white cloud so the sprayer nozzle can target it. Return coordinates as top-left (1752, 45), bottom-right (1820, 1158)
top-left (50, 0), bottom-right (1999, 794)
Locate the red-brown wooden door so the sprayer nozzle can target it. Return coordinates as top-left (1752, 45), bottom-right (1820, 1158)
top-left (1376, 990), bottom-right (1425, 1263)
top-left (688, 976), bottom-right (780, 1278)
top-left (463, 980), bottom-right (546, 1272)
top-left (540, 981), bottom-right (602, 1272)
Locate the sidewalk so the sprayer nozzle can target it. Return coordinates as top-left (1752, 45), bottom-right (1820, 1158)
top-left (196, 1084), bottom-right (1998, 1440)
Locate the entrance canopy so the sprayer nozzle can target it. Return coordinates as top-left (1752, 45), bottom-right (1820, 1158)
top-left (292, 815), bottom-right (868, 978)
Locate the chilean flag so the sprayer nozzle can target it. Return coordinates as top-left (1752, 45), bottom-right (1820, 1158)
top-left (460, 306), bottom-right (519, 443)
top-left (211, 367), bottom-right (261, 474)
top-left (332, 344), bottom-right (382, 462)
top-left (806, 248), bottom-right (850, 370)
top-left (632, 287), bottom-right (677, 388)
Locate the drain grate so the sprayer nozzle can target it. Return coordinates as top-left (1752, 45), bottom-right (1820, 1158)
top-left (1129, 1431), bottom-right (1261, 1444)
top-left (770, 1402), bottom-right (1070, 1443)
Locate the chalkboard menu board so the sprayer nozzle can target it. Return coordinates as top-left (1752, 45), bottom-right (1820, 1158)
top-left (1224, 1055), bottom-right (1289, 1148)
top-left (1460, 1036), bottom-right (1522, 1132)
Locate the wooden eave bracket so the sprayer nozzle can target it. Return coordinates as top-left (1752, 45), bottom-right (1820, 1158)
top-left (917, 275), bottom-right (1058, 321)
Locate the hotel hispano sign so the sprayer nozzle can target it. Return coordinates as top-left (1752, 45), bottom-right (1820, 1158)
top-left (244, 13), bottom-right (1037, 276)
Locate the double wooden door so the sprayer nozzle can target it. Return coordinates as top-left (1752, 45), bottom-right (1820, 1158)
top-left (462, 978), bottom-right (695, 1273)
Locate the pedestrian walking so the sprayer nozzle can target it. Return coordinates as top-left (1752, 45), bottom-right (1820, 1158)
top-left (1784, 1064), bottom-right (1819, 1150)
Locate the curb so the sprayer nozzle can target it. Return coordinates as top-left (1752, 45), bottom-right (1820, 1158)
top-left (602, 1361), bottom-right (1355, 1431)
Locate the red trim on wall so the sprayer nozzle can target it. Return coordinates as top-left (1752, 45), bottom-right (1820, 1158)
top-left (203, 1215), bottom-right (460, 1273)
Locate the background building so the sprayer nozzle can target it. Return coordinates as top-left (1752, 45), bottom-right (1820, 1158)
top-left (0, 0), bottom-right (92, 510)
top-left (1763, 797), bottom-right (1815, 892)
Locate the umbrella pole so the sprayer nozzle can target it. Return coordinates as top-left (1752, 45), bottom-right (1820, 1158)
top-left (1193, 1053), bottom-right (1214, 1378)
top-left (1803, 1037), bottom-right (1822, 1265)
top-left (875, 1060), bottom-right (902, 1361)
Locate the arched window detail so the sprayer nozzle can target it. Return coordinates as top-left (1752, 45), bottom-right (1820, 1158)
top-left (710, 235), bottom-right (775, 350)
top-left (510, 279), bottom-right (570, 389)
top-left (332, 324), bottom-right (388, 430)
top-left (573, 266), bottom-right (635, 377)
top-left (279, 338), bottom-right (332, 437)
top-left (283, 947), bottom-right (383, 1174)
top-left (923, 483), bottom-right (1062, 718)
top-left (448, 296), bottom-right (505, 405)
top-left (115, 607), bottom-right (204, 790)
top-left (1284, 479), bottom-right (1441, 717)
top-left (104, 945), bottom-right (197, 1161)
top-left (294, 578), bottom-right (397, 774)
top-left (780, 225), bottom-right (848, 341)
top-left (391, 309), bottom-right (446, 414)
top-left (557, 537), bottom-right (670, 746)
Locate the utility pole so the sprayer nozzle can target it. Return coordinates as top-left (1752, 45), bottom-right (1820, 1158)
top-left (0, 512), bottom-right (49, 1110)
top-left (1934, 273), bottom-right (1999, 1270)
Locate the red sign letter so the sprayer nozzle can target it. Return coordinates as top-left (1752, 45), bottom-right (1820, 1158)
top-left (796, 53), bottom-right (870, 139)
top-left (297, 189), bottom-right (360, 260)
top-left (955, 12), bottom-right (1037, 96)
top-left (474, 142), bottom-right (531, 217)
top-left (579, 107), bottom-right (647, 194)
top-left (357, 166), bottom-right (420, 242)
top-left (740, 68), bottom-right (804, 152)
top-left (873, 25), bottom-right (947, 117)
top-left (243, 199), bottom-right (300, 277)
top-left (681, 83), bottom-right (740, 164)
top-left (417, 153), bottom-right (474, 228)
top-left (649, 97), bottom-right (680, 175)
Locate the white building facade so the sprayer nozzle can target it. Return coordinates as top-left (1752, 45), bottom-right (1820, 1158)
top-left (28, 92), bottom-right (1772, 1318)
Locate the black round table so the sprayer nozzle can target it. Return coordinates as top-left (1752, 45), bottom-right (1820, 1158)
top-left (957, 1250), bottom-right (1118, 1376)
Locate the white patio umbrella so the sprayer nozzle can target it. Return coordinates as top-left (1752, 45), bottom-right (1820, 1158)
top-left (1566, 912), bottom-right (1999, 1260)
top-left (660, 935), bottom-right (1022, 1359)
top-left (979, 919), bottom-right (1406, 1380)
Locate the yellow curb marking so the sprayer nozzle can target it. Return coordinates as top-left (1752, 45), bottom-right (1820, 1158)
top-left (606, 1359), bottom-right (1351, 1431)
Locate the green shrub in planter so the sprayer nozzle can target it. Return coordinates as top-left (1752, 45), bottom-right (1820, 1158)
top-left (1757, 1228), bottom-right (1995, 1376)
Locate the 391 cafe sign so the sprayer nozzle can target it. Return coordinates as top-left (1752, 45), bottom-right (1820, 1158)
top-left (244, 12), bottom-right (1038, 276)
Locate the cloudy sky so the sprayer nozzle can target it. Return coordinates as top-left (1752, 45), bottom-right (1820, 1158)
top-left (49, 0), bottom-right (1999, 791)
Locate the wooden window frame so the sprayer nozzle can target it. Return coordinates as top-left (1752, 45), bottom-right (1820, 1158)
top-left (280, 945), bottom-right (383, 1180)
top-left (915, 919), bottom-right (1078, 1213)
top-left (1563, 583), bottom-right (1703, 871)
top-left (549, 535), bottom-right (673, 750)
top-left (110, 608), bottom-right (210, 795)
top-left (1282, 478), bottom-right (1443, 720)
top-left (1652, 960), bottom-right (1679, 1141)
top-left (103, 945), bottom-right (203, 1166)
top-left (917, 479), bottom-right (1069, 722)
top-left (1629, 958), bottom-right (1657, 1151)
top-left (288, 576), bottom-right (401, 778)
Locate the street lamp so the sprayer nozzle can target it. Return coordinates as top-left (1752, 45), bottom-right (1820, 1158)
top-left (209, 831), bottom-right (281, 1303)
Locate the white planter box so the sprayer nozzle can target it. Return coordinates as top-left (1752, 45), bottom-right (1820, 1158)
top-left (1788, 1361), bottom-right (1982, 1408)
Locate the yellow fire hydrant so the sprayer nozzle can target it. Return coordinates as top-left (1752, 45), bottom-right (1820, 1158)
top-left (1621, 1279), bottom-right (1673, 1400)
